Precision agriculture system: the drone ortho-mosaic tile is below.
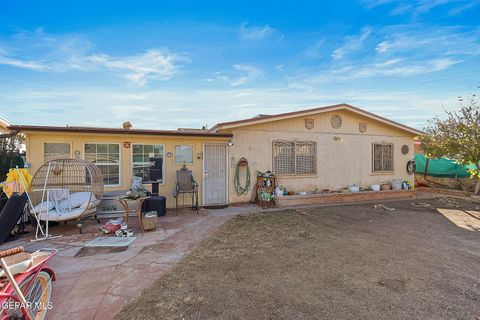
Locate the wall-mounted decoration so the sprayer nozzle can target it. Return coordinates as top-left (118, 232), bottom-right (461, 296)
top-left (359, 122), bottom-right (367, 133)
top-left (305, 118), bottom-right (314, 130)
top-left (406, 160), bottom-right (416, 175)
top-left (166, 151), bottom-right (173, 158)
top-left (197, 152), bottom-right (203, 160)
top-left (401, 144), bottom-right (409, 155)
top-left (74, 150), bottom-right (81, 159)
top-left (330, 114), bottom-right (342, 129)
top-left (123, 141), bottom-right (131, 148)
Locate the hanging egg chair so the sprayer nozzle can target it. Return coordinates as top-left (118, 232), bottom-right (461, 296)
top-left (28, 159), bottom-right (104, 233)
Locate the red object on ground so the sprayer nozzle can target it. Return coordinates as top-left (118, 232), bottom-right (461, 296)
top-left (104, 221), bottom-right (122, 233)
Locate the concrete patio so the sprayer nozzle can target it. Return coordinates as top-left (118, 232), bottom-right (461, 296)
top-left (0, 204), bottom-right (258, 320)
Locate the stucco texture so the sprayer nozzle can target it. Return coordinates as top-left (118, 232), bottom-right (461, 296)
top-left (24, 131), bottom-right (229, 207)
top-left (222, 109), bottom-right (416, 203)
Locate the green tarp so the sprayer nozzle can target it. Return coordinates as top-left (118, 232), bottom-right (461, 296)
top-left (414, 154), bottom-right (476, 178)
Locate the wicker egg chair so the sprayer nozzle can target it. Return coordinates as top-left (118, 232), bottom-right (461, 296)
top-left (29, 159), bottom-right (104, 233)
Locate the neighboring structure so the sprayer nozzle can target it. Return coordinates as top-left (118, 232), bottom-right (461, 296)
top-left (210, 104), bottom-right (422, 203)
top-left (0, 116), bottom-right (11, 134)
top-left (9, 103), bottom-right (421, 208)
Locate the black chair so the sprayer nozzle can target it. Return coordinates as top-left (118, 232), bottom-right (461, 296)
top-left (0, 193), bottom-right (28, 244)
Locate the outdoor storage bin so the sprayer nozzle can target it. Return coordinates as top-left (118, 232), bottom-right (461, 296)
top-left (142, 196), bottom-right (166, 217)
top-left (142, 211), bottom-right (158, 231)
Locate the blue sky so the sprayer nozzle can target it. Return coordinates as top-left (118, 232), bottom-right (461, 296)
top-left (0, 0), bottom-right (479, 130)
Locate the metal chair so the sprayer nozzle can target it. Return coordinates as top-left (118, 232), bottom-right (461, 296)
top-left (174, 168), bottom-right (199, 215)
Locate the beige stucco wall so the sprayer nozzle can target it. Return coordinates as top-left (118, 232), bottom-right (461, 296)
top-left (221, 109), bottom-right (416, 203)
top-left (24, 131), bottom-right (229, 208)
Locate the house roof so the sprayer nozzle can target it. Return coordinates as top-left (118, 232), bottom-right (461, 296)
top-left (0, 116), bottom-right (11, 133)
top-left (8, 125), bottom-right (233, 138)
top-left (210, 103), bottom-right (424, 136)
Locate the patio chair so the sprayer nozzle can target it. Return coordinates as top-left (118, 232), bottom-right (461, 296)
top-left (0, 192), bottom-right (28, 244)
top-left (174, 168), bottom-right (199, 215)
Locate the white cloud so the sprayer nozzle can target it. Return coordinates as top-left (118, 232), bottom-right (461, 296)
top-left (216, 63), bottom-right (263, 86)
top-left (332, 27), bottom-right (372, 60)
top-left (375, 26), bottom-right (480, 55)
top-left (361, 0), bottom-right (480, 17)
top-left (0, 30), bottom-right (188, 85)
top-left (1, 84), bottom-right (460, 131)
top-left (304, 57), bottom-right (462, 83)
top-left (239, 22), bottom-right (277, 40)
top-left (0, 56), bottom-right (47, 71)
top-left (85, 50), bottom-right (187, 85)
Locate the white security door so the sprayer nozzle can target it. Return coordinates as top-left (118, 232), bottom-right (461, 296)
top-left (203, 143), bottom-right (228, 206)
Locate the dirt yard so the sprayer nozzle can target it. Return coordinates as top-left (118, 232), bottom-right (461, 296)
top-left (116, 199), bottom-right (480, 320)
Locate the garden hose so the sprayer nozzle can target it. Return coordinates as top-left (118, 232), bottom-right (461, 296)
top-left (234, 158), bottom-right (251, 196)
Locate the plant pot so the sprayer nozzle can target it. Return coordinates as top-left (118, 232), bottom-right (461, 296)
top-left (371, 184), bottom-right (381, 192)
top-left (380, 183), bottom-right (391, 190)
top-left (348, 185), bottom-right (360, 193)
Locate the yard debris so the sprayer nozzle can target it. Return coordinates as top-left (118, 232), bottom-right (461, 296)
top-left (411, 202), bottom-right (431, 208)
top-left (437, 197), bottom-right (462, 208)
top-left (372, 204), bottom-right (396, 211)
top-left (293, 209), bottom-right (311, 215)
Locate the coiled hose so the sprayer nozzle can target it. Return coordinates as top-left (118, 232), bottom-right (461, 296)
top-left (234, 158), bottom-right (251, 196)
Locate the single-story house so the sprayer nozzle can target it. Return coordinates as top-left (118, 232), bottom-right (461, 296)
top-left (7, 103), bottom-right (422, 208)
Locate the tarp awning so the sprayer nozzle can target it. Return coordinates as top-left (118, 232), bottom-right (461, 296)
top-left (414, 154), bottom-right (476, 178)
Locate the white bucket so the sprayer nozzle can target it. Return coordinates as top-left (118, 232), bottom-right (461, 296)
top-left (391, 180), bottom-right (403, 190)
top-left (348, 185), bottom-right (360, 192)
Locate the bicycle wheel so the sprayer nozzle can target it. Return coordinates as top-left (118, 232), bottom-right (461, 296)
top-left (4, 271), bottom-right (52, 320)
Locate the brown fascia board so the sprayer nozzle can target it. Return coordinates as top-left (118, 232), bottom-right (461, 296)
top-left (210, 103), bottom-right (424, 135)
top-left (8, 125), bottom-right (233, 138)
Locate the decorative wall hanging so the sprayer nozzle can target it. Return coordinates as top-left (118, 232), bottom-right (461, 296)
top-left (359, 122), bottom-right (367, 133)
top-left (123, 141), bottom-right (131, 148)
top-left (305, 119), bottom-right (314, 130)
top-left (401, 144), bottom-right (409, 155)
top-left (330, 114), bottom-right (342, 129)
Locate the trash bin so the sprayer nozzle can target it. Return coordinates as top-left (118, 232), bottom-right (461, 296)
top-left (142, 196), bottom-right (166, 217)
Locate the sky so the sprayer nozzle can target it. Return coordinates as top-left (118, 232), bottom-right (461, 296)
top-left (0, 0), bottom-right (479, 130)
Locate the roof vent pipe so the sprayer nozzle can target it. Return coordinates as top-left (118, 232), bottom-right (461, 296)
top-left (122, 121), bottom-right (132, 130)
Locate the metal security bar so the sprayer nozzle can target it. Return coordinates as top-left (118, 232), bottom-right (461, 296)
top-left (273, 141), bottom-right (316, 175)
top-left (373, 143), bottom-right (393, 172)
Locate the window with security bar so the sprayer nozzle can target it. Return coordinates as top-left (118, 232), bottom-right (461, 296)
top-left (372, 143), bottom-right (394, 172)
top-left (273, 141), bottom-right (316, 175)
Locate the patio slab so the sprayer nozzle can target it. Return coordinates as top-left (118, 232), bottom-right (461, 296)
top-left (0, 207), bottom-right (236, 320)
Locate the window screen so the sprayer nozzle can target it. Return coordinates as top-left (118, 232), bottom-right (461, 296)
top-left (174, 145), bottom-right (193, 164)
top-left (44, 143), bottom-right (70, 162)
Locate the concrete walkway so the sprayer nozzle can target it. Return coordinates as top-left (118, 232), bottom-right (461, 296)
top-left (0, 205), bottom-right (253, 320)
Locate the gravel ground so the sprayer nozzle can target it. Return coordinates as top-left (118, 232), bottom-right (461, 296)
top-left (116, 199), bottom-right (480, 320)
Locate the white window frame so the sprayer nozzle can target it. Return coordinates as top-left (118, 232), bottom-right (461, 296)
top-left (43, 142), bottom-right (72, 163)
top-left (174, 144), bottom-right (194, 165)
top-left (131, 143), bottom-right (166, 184)
top-left (372, 142), bottom-right (394, 173)
top-left (272, 140), bottom-right (317, 176)
top-left (83, 142), bottom-right (121, 187)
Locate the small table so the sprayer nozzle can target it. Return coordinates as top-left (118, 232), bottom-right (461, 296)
top-left (117, 197), bottom-right (147, 233)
